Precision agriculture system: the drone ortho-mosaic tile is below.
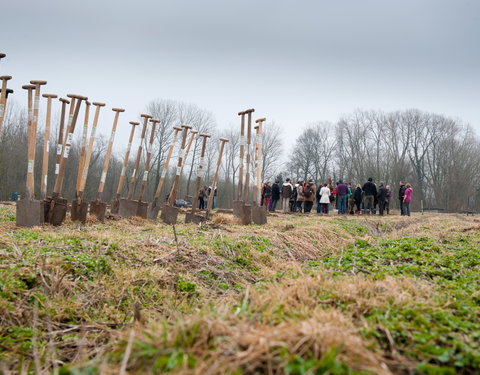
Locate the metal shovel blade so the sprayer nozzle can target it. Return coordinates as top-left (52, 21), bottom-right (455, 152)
top-left (240, 204), bottom-right (252, 225)
top-left (136, 201), bottom-right (149, 219)
top-left (16, 200), bottom-right (45, 227)
top-left (89, 200), bottom-right (107, 222)
top-left (118, 198), bottom-right (139, 219)
top-left (251, 205), bottom-right (267, 225)
top-left (160, 204), bottom-right (179, 225)
top-left (45, 197), bottom-right (68, 226)
top-left (185, 212), bottom-right (207, 224)
top-left (71, 199), bottom-right (89, 224)
top-left (233, 200), bottom-right (244, 217)
top-left (146, 202), bottom-right (161, 220)
top-left (110, 198), bottom-right (120, 214)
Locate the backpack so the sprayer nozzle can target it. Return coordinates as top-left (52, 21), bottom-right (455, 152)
top-left (304, 184), bottom-right (313, 198)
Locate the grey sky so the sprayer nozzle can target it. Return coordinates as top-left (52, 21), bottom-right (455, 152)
top-left (2, 0), bottom-right (479, 153)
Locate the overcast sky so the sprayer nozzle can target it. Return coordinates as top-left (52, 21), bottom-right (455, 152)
top-left (2, 0), bottom-right (479, 153)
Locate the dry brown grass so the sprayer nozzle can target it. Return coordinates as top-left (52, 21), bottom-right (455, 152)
top-left (1, 203), bottom-right (479, 374)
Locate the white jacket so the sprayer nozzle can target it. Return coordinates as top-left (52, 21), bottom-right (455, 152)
top-left (320, 186), bottom-right (331, 203)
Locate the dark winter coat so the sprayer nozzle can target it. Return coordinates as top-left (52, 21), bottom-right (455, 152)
top-left (378, 186), bottom-right (387, 201)
top-left (362, 181), bottom-right (377, 196)
top-left (398, 185), bottom-right (406, 200)
top-left (354, 187), bottom-right (362, 203)
top-left (271, 183), bottom-right (281, 200)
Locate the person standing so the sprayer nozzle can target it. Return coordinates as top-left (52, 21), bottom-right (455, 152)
top-left (281, 178), bottom-right (293, 213)
top-left (362, 177), bottom-right (377, 215)
top-left (336, 179), bottom-right (348, 214)
top-left (398, 182), bottom-right (406, 215)
top-left (303, 180), bottom-right (315, 213)
top-left (270, 180), bottom-right (281, 211)
top-left (296, 181), bottom-right (305, 213)
top-left (198, 186), bottom-right (207, 209)
top-left (378, 182), bottom-right (387, 216)
top-left (290, 182), bottom-right (298, 212)
top-left (403, 183), bottom-right (413, 216)
top-left (385, 185), bottom-right (392, 214)
top-left (354, 184), bottom-right (362, 214)
top-left (319, 183), bottom-right (331, 214)
top-left (262, 182), bottom-right (272, 210)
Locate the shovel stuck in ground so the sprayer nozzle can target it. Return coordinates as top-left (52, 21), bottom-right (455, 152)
top-left (116, 115), bottom-right (151, 217)
top-left (146, 126), bottom-right (182, 220)
top-left (45, 94), bottom-right (87, 226)
top-left (110, 120), bottom-right (139, 214)
top-left (205, 137), bottom-right (229, 219)
top-left (160, 125), bottom-right (196, 224)
top-left (90, 107), bottom-right (124, 221)
top-left (250, 118), bottom-right (267, 225)
top-left (185, 133), bottom-right (211, 224)
top-left (17, 82), bottom-right (47, 227)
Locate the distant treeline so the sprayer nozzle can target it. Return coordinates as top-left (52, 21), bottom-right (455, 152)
top-left (1, 102), bottom-right (478, 212)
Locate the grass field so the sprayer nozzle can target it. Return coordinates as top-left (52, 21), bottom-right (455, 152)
top-left (1, 203), bottom-right (479, 374)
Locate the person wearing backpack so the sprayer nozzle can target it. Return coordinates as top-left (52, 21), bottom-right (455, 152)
top-left (303, 180), bottom-right (315, 213)
top-left (296, 181), bottom-right (305, 213)
top-left (281, 178), bottom-right (293, 213)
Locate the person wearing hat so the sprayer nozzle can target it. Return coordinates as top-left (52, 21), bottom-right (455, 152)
top-left (362, 177), bottom-right (377, 215)
top-left (378, 181), bottom-right (387, 216)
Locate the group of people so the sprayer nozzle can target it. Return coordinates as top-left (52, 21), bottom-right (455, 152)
top-left (261, 178), bottom-right (413, 216)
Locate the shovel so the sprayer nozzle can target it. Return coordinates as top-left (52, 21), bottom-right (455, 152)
top-left (0, 75), bottom-right (13, 133)
top-left (70, 102), bottom-right (105, 223)
top-left (160, 126), bottom-right (196, 224)
top-left (233, 110), bottom-right (246, 217)
top-left (205, 138), bottom-right (229, 218)
top-left (134, 118), bottom-right (159, 218)
top-left (110, 120), bottom-right (139, 214)
top-left (251, 118), bottom-right (267, 225)
top-left (40, 94), bottom-right (57, 200)
top-left (71, 102), bottom-right (91, 222)
top-left (45, 94), bottom-right (87, 226)
top-left (16, 81), bottom-right (47, 227)
top-left (89, 107), bottom-right (124, 221)
top-left (116, 114), bottom-right (151, 217)
top-left (146, 126), bottom-right (182, 220)
top-left (185, 133), bottom-right (211, 224)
